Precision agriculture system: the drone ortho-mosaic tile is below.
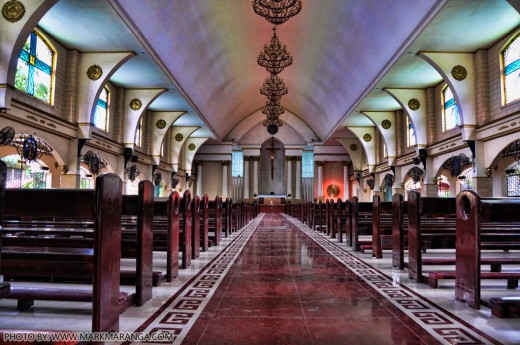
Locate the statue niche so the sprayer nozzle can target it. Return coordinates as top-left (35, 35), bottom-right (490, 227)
top-left (259, 137), bottom-right (285, 195)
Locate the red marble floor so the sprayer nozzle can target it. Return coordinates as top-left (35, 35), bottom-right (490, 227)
top-left (181, 215), bottom-right (441, 345)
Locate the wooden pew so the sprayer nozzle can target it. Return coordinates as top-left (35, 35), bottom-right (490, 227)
top-left (371, 195), bottom-right (393, 259)
top-left (313, 200), bottom-right (326, 232)
top-left (335, 198), bottom-right (345, 243)
top-left (180, 191), bottom-right (193, 268)
top-left (454, 191), bottom-right (520, 312)
top-left (392, 193), bottom-right (408, 269)
top-left (120, 180), bottom-right (154, 306)
top-left (407, 191), bottom-right (456, 283)
top-left (191, 195), bottom-right (201, 259)
top-left (0, 161), bottom-right (11, 299)
top-left (1, 174), bottom-right (123, 333)
top-left (200, 194), bottom-right (209, 251)
top-left (351, 196), bottom-right (372, 252)
top-left (208, 196), bottom-right (222, 246)
top-left (222, 198), bottom-right (232, 237)
top-left (152, 191), bottom-right (182, 280)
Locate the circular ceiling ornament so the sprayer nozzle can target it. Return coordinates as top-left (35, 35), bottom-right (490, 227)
top-left (2, 0), bottom-right (25, 23)
top-left (381, 120), bottom-right (392, 129)
top-left (363, 134), bottom-right (372, 142)
top-left (156, 119), bottom-right (166, 129)
top-left (267, 124), bottom-right (279, 135)
top-left (188, 143), bottom-right (196, 151)
top-left (326, 184), bottom-right (340, 198)
top-left (350, 144), bottom-right (357, 151)
top-left (130, 98), bottom-right (142, 111)
top-left (175, 133), bottom-right (184, 142)
top-left (87, 65), bottom-right (103, 81)
top-left (451, 65), bottom-right (467, 81)
top-left (408, 98), bottom-right (420, 111)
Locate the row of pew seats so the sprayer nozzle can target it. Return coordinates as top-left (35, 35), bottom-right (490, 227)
top-left (0, 161), bottom-right (259, 334)
top-left (285, 191), bottom-right (520, 318)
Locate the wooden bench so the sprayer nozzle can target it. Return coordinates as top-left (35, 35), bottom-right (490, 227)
top-left (312, 200), bottom-right (326, 233)
top-left (407, 191), bottom-right (456, 283)
top-left (191, 195), bottom-right (201, 260)
top-left (222, 198), bottom-right (232, 237)
top-left (200, 194), bottom-right (209, 251)
top-left (370, 195), bottom-right (393, 259)
top-left (0, 161), bottom-right (11, 300)
top-left (392, 193), bottom-right (408, 269)
top-left (1, 173), bottom-right (123, 333)
top-left (208, 196), bottom-right (222, 246)
top-left (351, 197), bottom-right (372, 252)
top-left (454, 191), bottom-right (520, 311)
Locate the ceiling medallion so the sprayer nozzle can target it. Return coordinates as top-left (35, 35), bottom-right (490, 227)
top-left (363, 134), bottom-right (372, 142)
top-left (326, 184), bottom-right (340, 198)
top-left (175, 133), bottom-right (184, 142)
top-left (260, 74), bottom-right (288, 102)
top-left (252, 0), bottom-right (302, 25)
top-left (188, 143), bottom-right (196, 151)
top-left (87, 65), bottom-right (103, 81)
top-left (2, 0), bottom-right (25, 23)
top-left (381, 120), bottom-right (392, 129)
top-left (156, 119), bottom-right (166, 129)
top-left (257, 28), bottom-right (293, 75)
top-left (350, 144), bottom-right (357, 151)
top-left (130, 98), bottom-right (142, 111)
top-left (451, 65), bottom-right (467, 81)
top-left (408, 98), bottom-right (420, 111)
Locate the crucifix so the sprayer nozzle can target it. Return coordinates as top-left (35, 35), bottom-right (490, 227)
top-left (264, 138), bottom-right (280, 179)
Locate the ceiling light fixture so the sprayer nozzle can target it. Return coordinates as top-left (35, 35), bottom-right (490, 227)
top-left (252, 0), bottom-right (302, 25)
top-left (260, 74), bottom-right (288, 102)
top-left (257, 28), bottom-right (293, 75)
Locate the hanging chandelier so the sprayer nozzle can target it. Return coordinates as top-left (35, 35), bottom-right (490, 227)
top-left (252, 0), bottom-right (302, 25)
top-left (257, 28), bottom-right (293, 75)
top-left (260, 74), bottom-right (288, 102)
top-left (262, 100), bottom-right (285, 117)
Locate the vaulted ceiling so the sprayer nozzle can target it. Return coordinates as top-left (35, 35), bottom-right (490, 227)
top-left (38, 0), bottom-right (520, 144)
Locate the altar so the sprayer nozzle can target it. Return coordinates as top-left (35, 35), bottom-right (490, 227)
top-left (258, 195), bottom-right (286, 213)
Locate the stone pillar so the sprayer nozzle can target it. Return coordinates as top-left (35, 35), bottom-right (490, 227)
top-left (61, 138), bottom-right (81, 189)
top-left (222, 161), bottom-right (229, 197)
top-left (253, 156), bottom-right (259, 197)
top-left (196, 162), bottom-right (202, 196)
top-left (287, 157), bottom-right (293, 198)
top-left (243, 157), bottom-right (250, 199)
top-left (472, 140), bottom-right (493, 197)
top-left (343, 161), bottom-right (349, 200)
top-left (317, 161), bottom-right (323, 199)
top-left (295, 157), bottom-right (302, 199)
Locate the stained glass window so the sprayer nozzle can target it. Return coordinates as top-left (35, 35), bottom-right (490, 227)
top-left (407, 117), bottom-right (416, 147)
top-left (302, 150), bottom-right (314, 178)
top-left (442, 85), bottom-right (460, 131)
top-left (93, 86), bottom-right (109, 131)
top-left (15, 31), bottom-right (55, 103)
top-left (502, 35), bottom-right (520, 104)
top-left (232, 150), bottom-right (243, 177)
top-left (383, 144), bottom-right (388, 158)
top-left (134, 117), bottom-right (142, 146)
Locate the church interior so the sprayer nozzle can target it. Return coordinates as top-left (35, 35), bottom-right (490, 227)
top-left (1, 0), bottom-right (520, 344)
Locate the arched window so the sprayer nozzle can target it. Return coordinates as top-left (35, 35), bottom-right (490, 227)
top-left (15, 31), bottom-right (55, 104)
top-left (1, 155), bottom-right (49, 189)
top-left (407, 117), bottom-right (416, 147)
top-left (442, 85), bottom-right (460, 131)
top-left (134, 117), bottom-right (142, 146)
top-left (93, 86), bottom-right (109, 131)
top-left (502, 34), bottom-right (520, 104)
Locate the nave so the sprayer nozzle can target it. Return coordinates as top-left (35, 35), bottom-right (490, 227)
top-left (2, 213), bottom-right (518, 345)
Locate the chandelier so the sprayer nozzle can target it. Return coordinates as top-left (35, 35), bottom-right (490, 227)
top-left (252, 0), bottom-right (302, 25)
top-left (260, 74), bottom-right (288, 102)
top-left (262, 101), bottom-right (285, 117)
top-left (257, 28), bottom-right (293, 75)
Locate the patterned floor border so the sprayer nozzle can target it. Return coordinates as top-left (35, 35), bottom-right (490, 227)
top-left (284, 215), bottom-right (500, 345)
top-left (130, 214), bottom-right (264, 345)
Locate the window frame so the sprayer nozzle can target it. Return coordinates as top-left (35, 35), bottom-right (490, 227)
top-left (93, 85), bottom-right (110, 131)
top-left (441, 84), bottom-right (461, 132)
top-left (500, 32), bottom-right (520, 106)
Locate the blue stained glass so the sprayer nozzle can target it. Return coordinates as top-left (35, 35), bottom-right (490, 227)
top-left (444, 98), bottom-right (456, 110)
top-left (93, 87), bottom-right (109, 130)
top-left (503, 36), bottom-right (520, 104)
top-left (232, 151), bottom-right (243, 177)
top-left (15, 31), bottom-right (54, 103)
top-left (443, 86), bottom-right (460, 131)
top-left (97, 98), bottom-right (107, 108)
top-left (505, 59), bottom-right (520, 76)
top-left (302, 151), bottom-right (314, 178)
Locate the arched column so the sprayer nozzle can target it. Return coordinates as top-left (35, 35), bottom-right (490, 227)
top-left (253, 156), bottom-right (259, 197)
top-left (243, 157), bottom-right (250, 199)
top-left (317, 161), bottom-right (324, 199)
top-left (295, 157), bottom-right (302, 199)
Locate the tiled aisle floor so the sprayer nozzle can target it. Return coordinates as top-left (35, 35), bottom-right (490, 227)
top-left (177, 214), bottom-right (464, 345)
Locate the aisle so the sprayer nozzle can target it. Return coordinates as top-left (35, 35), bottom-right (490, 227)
top-left (181, 214), bottom-right (437, 345)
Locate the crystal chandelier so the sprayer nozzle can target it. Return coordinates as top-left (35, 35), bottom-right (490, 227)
top-left (257, 28), bottom-right (292, 75)
top-left (262, 101), bottom-right (285, 117)
top-left (252, 0), bottom-right (302, 25)
top-left (260, 74), bottom-right (288, 102)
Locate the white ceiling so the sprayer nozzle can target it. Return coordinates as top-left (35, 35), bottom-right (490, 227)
top-left (37, 0), bottom-right (520, 144)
